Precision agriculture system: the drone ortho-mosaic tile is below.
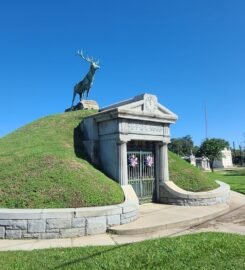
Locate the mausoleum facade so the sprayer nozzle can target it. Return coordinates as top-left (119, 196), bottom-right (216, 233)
top-left (82, 93), bottom-right (230, 206)
top-left (82, 94), bottom-right (177, 203)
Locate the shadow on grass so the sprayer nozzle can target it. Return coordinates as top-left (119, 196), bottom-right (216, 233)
top-left (73, 123), bottom-right (101, 171)
top-left (73, 124), bottom-right (87, 160)
top-left (222, 172), bottom-right (245, 177)
top-left (49, 244), bottom-right (129, 270)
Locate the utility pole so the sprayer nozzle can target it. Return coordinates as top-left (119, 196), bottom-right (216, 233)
top-left (205, 104), bottom-right (208, 139)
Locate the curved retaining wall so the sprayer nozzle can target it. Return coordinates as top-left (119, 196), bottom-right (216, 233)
top-left (0, 185), bottom-right (139, 239)
top-left (159, 180), bottom-right (230, 206)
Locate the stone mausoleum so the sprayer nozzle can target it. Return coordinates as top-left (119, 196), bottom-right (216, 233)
top-left (82, 93), bottom-right (230, 206)
top-left (0, 94), bottom-right (230, 241)
top-left (82, 93), bottom-right (177, 203)
top-left (213, 148), bottom-right (233, 168)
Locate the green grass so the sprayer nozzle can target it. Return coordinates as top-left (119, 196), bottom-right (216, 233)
top-left (0, 110), bottom-right (220, 208)
top-left (0, 110), bottom-right (124, 208)
top-left (207, 169), bottom-right (245, 194)
top-left (0, 233), bottom-right (244, 269)
top-left (169, 151), bottom-right (219, 192)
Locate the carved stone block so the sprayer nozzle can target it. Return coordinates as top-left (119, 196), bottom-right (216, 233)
top-left (79, 100), bottom-right (99, 110)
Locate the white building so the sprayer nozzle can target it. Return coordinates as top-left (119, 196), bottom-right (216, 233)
top-left (213, 148), bottom-right (233, 168)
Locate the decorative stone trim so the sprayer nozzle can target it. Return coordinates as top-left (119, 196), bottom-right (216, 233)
top-left (82, 93), bottom-right (178, 185)
top-left (0, 185), bottom-right (139, 239)
top-left (159, 180), bottom-right (230, 206)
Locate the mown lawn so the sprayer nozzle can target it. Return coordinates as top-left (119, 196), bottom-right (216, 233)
top-left (0, 233), bottom-right (244, 270)
top-left (169, 151), bottom-right (218, 192)
top-left (207, 168), bottom-right (245, 194)
top-left (0, 110), bottom-right (124, 208)
top-left (0, 109), bottom-right (220, 208)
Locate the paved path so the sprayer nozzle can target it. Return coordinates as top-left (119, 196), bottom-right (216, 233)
top-left (0, 191), bottom-right (244, 251)
top-left (175, 193), bottom-right (245, 237)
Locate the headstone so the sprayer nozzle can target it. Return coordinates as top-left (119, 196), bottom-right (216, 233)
top-left (196, 156), bottom-right (211, 171)
top-left (182, 154), bottom-right (196, 166)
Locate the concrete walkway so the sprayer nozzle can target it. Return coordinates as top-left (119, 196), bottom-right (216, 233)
top-left (0, 191), bottom-right (244, 251)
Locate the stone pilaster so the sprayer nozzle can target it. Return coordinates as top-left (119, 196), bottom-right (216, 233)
top-left (158, 142), bottom-right (169, 184)
top-left (155, 143), bottom-right (160, 201)
top-left (117, 140), bottom-right (128, 185)
top-left (162, 142), bottom-right (169, 182)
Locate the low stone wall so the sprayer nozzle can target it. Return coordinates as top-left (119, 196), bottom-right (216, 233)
top-left (0, 185), bottom-right (139, 239)
top-left (159, 180), bottom-right (230, 206)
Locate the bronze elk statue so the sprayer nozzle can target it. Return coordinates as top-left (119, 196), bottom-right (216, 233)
top-left (71, 50), bottom-right (100, 108)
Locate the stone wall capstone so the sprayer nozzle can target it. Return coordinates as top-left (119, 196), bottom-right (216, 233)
top-left (0, 185), bottom-right (139, 239)
top-left (159, 181), bottom-right (230, 206)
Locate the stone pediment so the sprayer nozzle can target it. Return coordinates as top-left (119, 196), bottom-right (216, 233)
top-left (100, 93), bottom-right (178, 123)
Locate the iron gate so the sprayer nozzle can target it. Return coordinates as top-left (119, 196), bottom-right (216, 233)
top-left (127, 150), bottom-right (155, 203)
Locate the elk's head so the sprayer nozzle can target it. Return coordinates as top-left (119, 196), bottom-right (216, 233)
top-left (77, 50), bottom-right (100, 70)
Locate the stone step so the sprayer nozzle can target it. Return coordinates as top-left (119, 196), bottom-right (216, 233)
top-left (108, 202), bottom-right (230, 235)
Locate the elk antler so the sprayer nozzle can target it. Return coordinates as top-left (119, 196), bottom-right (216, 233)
top-left (77, 50), bottom-right (94, 63)
top-left (77, 50), bottom-right (99, 64)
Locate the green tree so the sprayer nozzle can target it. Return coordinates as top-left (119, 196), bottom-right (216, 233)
top-left (168, 135), bottom-right (195, 156)
top-left (199, 138), bottom-right (229, 172)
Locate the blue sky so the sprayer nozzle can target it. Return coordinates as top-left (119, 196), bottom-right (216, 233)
top-left (0, 0), bottom-right (244, 148)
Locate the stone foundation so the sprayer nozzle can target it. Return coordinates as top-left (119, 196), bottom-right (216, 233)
top-left (159, 180), bottom-right (230, 206)
top-left (0, 185), bottom-right (139, 239)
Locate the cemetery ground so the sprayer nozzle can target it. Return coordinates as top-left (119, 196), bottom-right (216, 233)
top-left (0, 110), bottom-right (218, 209)
top-left (0, 232), bottom-right (244, 269)
top-left (207, 168), bottom-right (245, 195)
top-left (0, 111), bottom-right (244, 269)
top-left (0, 110), bottom-right (124, 208)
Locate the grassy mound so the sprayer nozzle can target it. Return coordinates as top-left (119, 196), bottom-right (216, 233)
top-left (0, 110), bottom-right (219, 208)
top-left (0, 233), bottom-right (244, 269)
top-left (169, 151), bottom-right (219, 191)
top-left (0, 110), bottom-right (124, 208)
